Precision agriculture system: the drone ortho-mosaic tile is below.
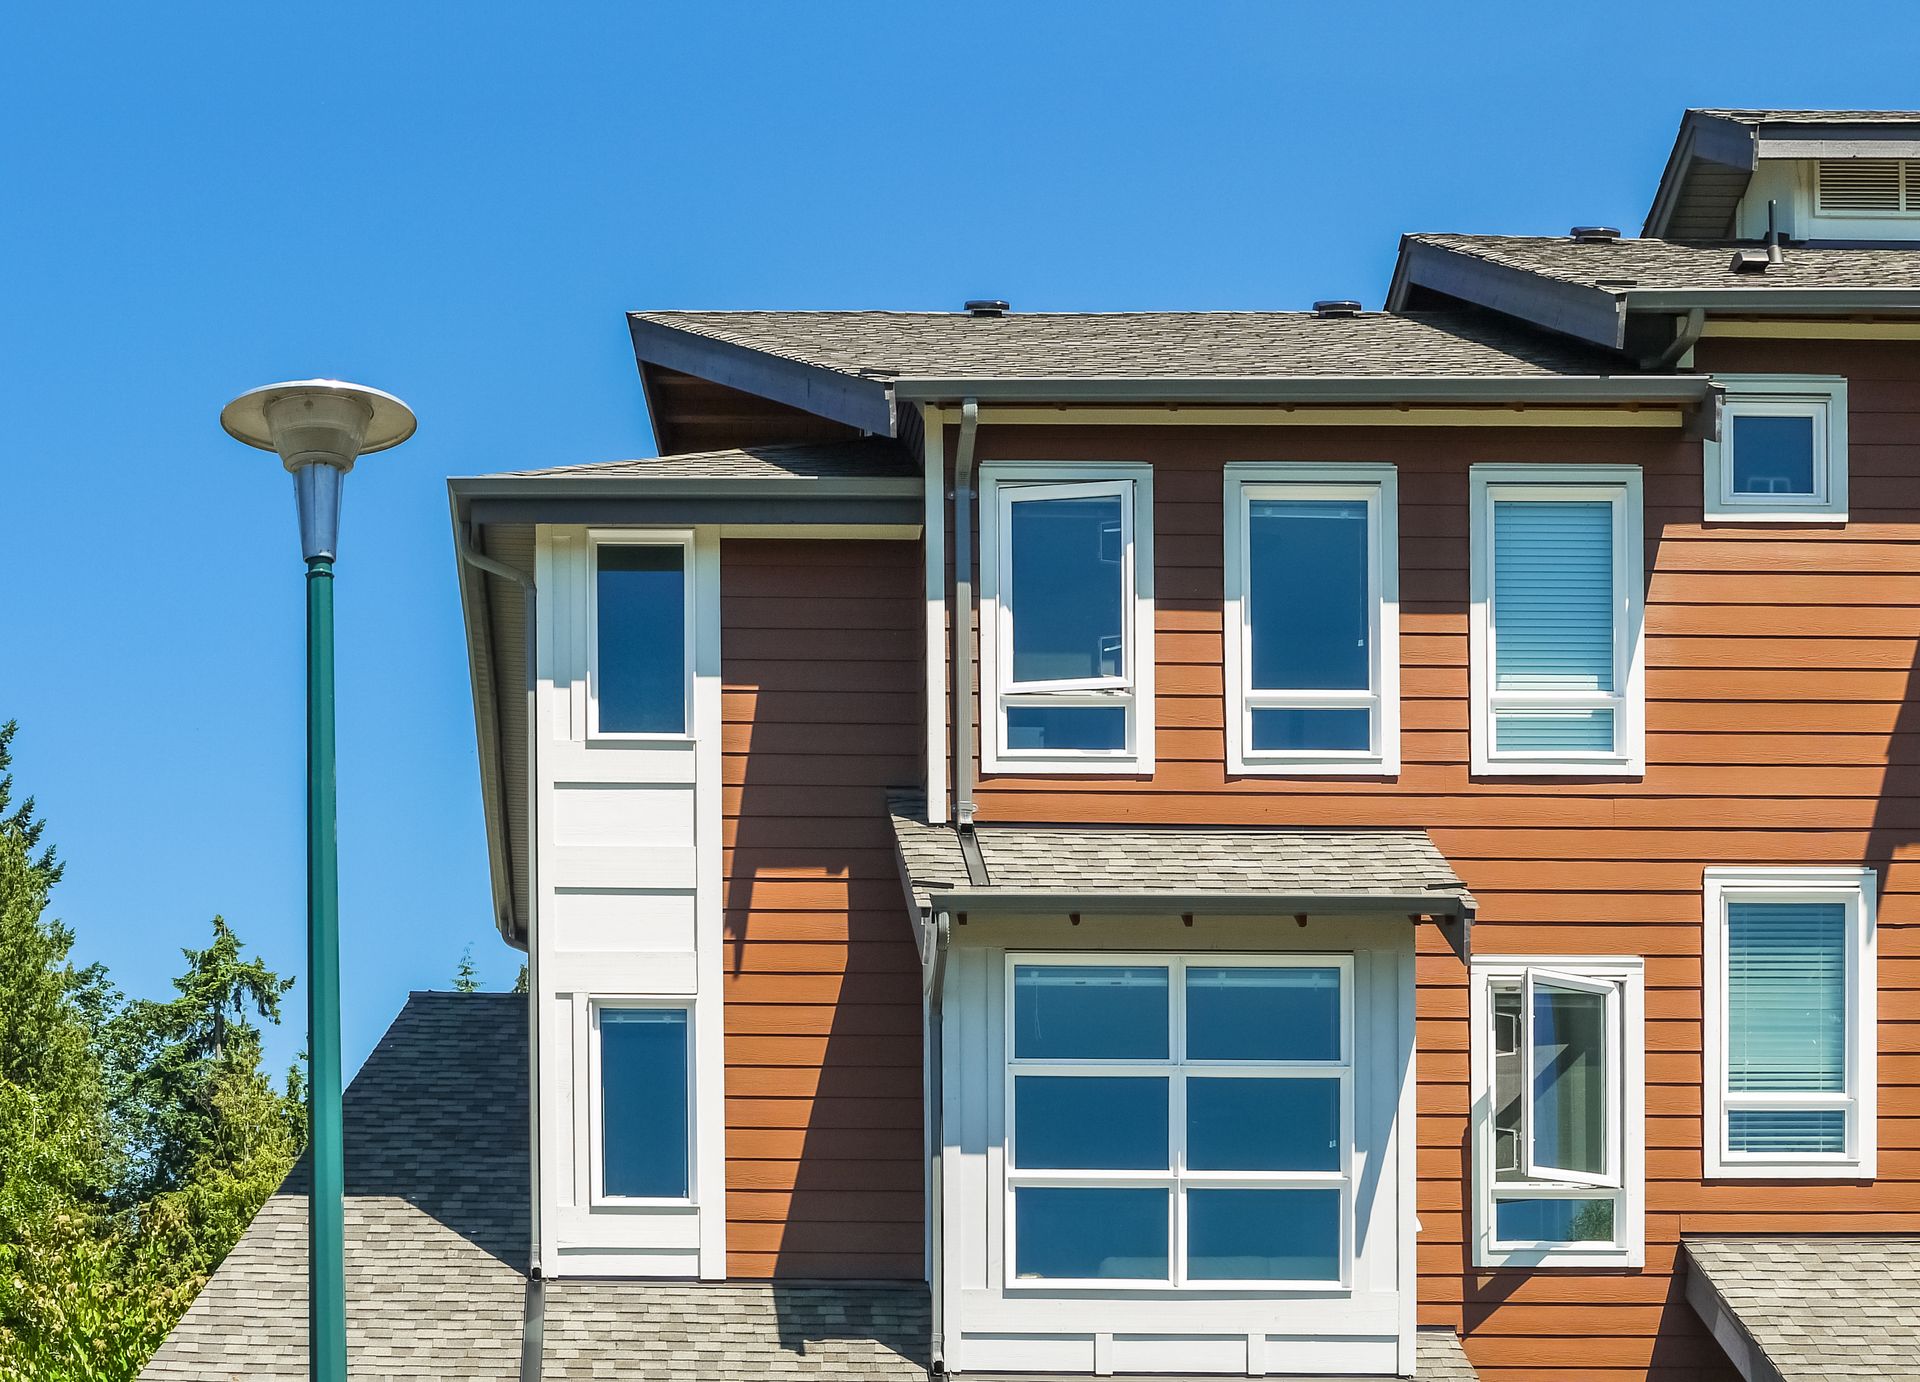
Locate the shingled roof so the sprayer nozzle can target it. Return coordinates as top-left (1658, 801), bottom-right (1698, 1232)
top-left (1409, 234), bottom-right (1920, 294)
top-left (484, 438), bottom-right (918, 483)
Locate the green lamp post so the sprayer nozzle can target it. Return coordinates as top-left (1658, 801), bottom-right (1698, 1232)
top-left (220, 381), bottom-right (416, 1382)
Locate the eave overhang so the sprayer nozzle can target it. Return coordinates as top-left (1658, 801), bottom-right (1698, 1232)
top-left (449, 471), bottom-right (924, 528)
top-left (892, 374), bottom-right (1706, 407)
top-left (629, 314), bottom-right (896, 441)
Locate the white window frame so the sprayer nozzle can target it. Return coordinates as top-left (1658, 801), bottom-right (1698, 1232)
top-left (1702, 866), bottom-right (1877, 1180)
top-left (587, 997), bottom-right (697, 1208)
top-left (1002, 952), bottom-right (1354, 1292)
top-left (1470, 956), bottom-right (1644, 1269)
top-left (1222, 463), bottom-right (1400, 776)
top-left (1703, 376), bottom-right (1849, 524)
top-left (1468, 465), bottom-right (1645, 777)
top-left (586, 529), bottom-right (697, 741)
top-left (979, 463), bottom-right (1155, 774)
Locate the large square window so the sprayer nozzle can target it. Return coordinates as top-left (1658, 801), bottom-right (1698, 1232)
top-left (1006, 956), bottom-right (1351, 1289)
top-left (1703, 377), bottom-right (1848, 523)
top-left (1224, 464), bottom-right (1400, 775)
top-left (596, 1006), bottom-right (692, 1201)
top-left (980, 465), bottom-right (1154, 774)
top-left (591, 536), bottom-right (692, 736)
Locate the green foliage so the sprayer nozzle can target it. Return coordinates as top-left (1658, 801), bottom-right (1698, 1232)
top-left (0, 722), bottom-right (303, 1380)
top-left (452, 945), bottom-right (479, 994)
top-left (513, 962), bottom-right (528, 995)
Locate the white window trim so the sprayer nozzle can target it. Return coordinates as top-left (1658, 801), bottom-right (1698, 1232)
top-left (1702, 866), bottom-right (1877, 1180)
top-left (1468, 464), bottom-right (1645, 777)
top-left (1002, 952), bottom-right (1354, 1292)
top-left (1222, 463), bottom-right (1400, 776)
top-left (587, 997), bottom-right (697, 1209)
top-left (1703, 375), bottom-right (1849, 523)
top-left (586, 528), bottom-right (698, 741)
top-left (1469, 955), bottom-right (1645, 1269)
top-left (978, 463), bottom-right (1155, 775)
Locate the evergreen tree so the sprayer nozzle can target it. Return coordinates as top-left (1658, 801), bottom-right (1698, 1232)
top-left (452, 944), bottom-right (480, 993)
top-left (513, 961), bottom-right (528, 994)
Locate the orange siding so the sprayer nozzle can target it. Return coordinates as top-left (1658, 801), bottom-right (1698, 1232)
top-left (721, 538), bottom-right (926, 1279)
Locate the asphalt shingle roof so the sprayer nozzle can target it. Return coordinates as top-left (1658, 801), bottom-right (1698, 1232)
top-left (489, 438), bottom-right (918, 481)
top-left (631, 307), bottom-right (1630, 381)
top-left (1409, 233), bottom-right (1920, 293)
top-left (1684, 1237), bottom-right (1920, 1379)
top-left (1693, 109), bottom-right (1920, 125)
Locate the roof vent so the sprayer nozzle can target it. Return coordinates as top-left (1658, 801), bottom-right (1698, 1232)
top-left (1570, 226), bottom-right (1621, 243)
top-left (1729, 248), bottom-right (1772, 274)
top-left (1311, 299), bottom-right (1363, 318)
top-left (964, 299), bottom-right (1010, 317)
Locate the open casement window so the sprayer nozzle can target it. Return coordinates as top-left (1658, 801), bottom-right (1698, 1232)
top-left (1472, 957), bottom-right (1644, 1268)
top-left (1223, 464), bottom-right (1400, 775)
top-left (1468, 466), bottom-right (1644, 776)
top-left (1004, 955), bottom-right (1353, 1290)
top-left (1702, 376), bottom-right (1849, 523)
top-left (979, 464), bottom-right (1155, 774)
top-left (588, 530), bottom-right (696, 739)
top-left (1703, 867), bottom-right (1877, 1180)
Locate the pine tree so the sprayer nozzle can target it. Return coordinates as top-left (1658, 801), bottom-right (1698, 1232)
top-left (513, 961), bottom-right (528, 994)
top-left (453, 944), bottom-right (480, 993)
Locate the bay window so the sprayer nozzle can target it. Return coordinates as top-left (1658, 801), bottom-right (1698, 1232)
top-left (1703, 376), bottom-right (1848, 523)
top-left (979, 464), bottom-right (1154, 774)
top-left (1005, 956), bottom-right (1352, 1289)
top-left (1469, 465), bottom-right (1644, 775)
top-left (1223, 463), bottom-right (1400, 775)
top-left (1471, 956), bottom-right (1644, 1267)
top-left (1703, 867), bottom-right (1876, 1179)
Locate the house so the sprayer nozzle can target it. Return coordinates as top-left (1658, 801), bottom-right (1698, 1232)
top-left (144, 109), bottom-right (1920, 1380)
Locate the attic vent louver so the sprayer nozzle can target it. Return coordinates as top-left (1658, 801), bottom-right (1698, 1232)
top-left (1816, 159), bottom-right (1920, 213)
top-left (1570, 226), bottom-right (1621, 243)
top-left (1311, 300), bottom-right (1363, 318)
top-left (964, 299), bottom-right (1010, 317)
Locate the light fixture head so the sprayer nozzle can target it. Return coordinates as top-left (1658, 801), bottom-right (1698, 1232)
top-left (221, 380), bottom-right (416, 562)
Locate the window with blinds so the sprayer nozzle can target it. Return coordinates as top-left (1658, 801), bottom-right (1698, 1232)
top-left (1816, 159), bottom-right (1920, 215)
top-left (1470, 467), bottom-right (1644, 774)
top-left (1705, 868), bottom-right (1877, 1179)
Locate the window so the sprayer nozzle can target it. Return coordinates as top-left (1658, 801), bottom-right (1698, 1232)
top-left (1703, 867), bottom-right (1877, 1179)
top-left (1471, 957), bottom-right (1644, 1268)
top-left (1469, 465), bottom-right (1644, 775)
top-left (1223, 464), bottom-right (1399, 775)
top-left (1004, 955), bottom-right (1352, 1289)
top-left (979, 464), bottom-right (1154, 773)
top-left (593, 1004), bottom-right (692, 1201)
top-left (590, 532), bottom-right (694, 737)
top-left (1703, 377), bottom-right (1849, 523)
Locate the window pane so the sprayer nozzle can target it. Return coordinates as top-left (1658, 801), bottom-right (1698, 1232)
top-left (1491, 986), bottom-right (1524, 1181)
top-left (1015, 1076), bottom-right (1169, 1169)
top-left (1014, 965), bottom-right (1169, 1060)
top-left (600, 1009), bottom-right (688, 1198)
top-left (1009, 492), bottom-right (1125, 684)
top-left (1187, 1189), bottom-right (1341, 1282)
top-left (1494, 1196), bottom-right (1614, 1244)
top-left (1728, 1108), bottom-right (1847, 1155)
top-left (1005, 705), bottom-right (1126, 752)
top-left (1494, 708), bottom-right (1615, 753)
top-left (1731, 413), bottom-right (1817, 496)
top-left (597, 545), bottom-right (686, 734)
top-left (1249, 707), bottom-right (1371, 752)
top-left (1493, 500), bottom-right (1614, 692)
top-left (1531, 981), bottom-right (1608, 1178)
top-left (1248, 498), bottom-right (1370, 692)
top-left (1727, 902), bottom-right (1846, 1093)
top-left (1188, 1077), bottom-right (1340, 1171)
top-left (1187, 966), bottom-right (1340, 1061)
top-left (1014, 1188), bottom-right (1168, 1280)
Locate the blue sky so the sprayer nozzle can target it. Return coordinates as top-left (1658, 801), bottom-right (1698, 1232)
top-left (5, 1), bottom-right (1918, 1077)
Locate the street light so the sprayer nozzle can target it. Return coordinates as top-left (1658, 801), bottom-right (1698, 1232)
top-left (221, 380), bottom-right (416, 1382)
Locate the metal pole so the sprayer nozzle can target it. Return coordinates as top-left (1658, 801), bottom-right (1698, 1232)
top-left (306, 554), bottom-right (347, 1382)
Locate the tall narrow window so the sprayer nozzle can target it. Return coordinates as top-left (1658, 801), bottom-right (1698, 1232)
top-left (596, 1005), bottom-right (692, 1201)
top-left (1469, 465), bottom-right (1643, 775)
top-left (1703, 377), bottom-right (1849, 523)
top-left (1472, 957), bottom-right (1643, 1267)
top-left (591, 535), bottom-right (692, 736)
top-left (980, 464), bottom-right (1154, 774)
top-left (1704, 868), bottom-right (1876, 1179)
top-left (1224, 464), bottom-right (1399, 775)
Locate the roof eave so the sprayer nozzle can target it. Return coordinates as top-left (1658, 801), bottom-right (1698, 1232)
top-left (628, 315), bottom-right (897, 437)
top-left (891, 373), bottom-right (1704, 406)
top-left (1645, 111), bottom-right (1758, 240)
top-left (448, 472), bottom-right (924, 528)
top-left (1627, 287), bottom-right (1920, 312)
top-left (927, 889), bottom-right (1476, 922)
top-left (1390, 239), bottom-right (1630, 351)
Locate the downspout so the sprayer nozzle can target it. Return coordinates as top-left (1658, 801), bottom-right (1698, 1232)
top-left (454, 521), bottom-right (543, 1294)
top-left (924, 908), bottom-right (952, 1375)
top-left (1642, 306), bottom-right (1705, 372)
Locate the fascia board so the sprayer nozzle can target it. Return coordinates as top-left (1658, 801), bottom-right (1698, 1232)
top-left (627, 315), bottom-right (897, 437)
top-left (1393, 240), bottom-right (1628, 350)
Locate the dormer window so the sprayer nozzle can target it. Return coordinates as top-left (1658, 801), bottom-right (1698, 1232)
top-left (1704, 377), bottom-right (1849, 523)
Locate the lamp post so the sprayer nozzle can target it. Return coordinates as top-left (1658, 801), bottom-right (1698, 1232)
top-left (220, 381), bottom-right (416, 1382)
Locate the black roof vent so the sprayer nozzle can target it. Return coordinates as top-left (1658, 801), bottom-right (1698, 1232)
top-left (1570, 226), bottom-right (1622, 243)
top-left (964, 299), bottom-right (1010, 317)
top-left (1729, 249), bottom-right (1772, 274)
top-left (1311, 299), bottom-right (1364, 318)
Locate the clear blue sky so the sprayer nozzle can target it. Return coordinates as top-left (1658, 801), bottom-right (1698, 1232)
top-left (5, 1), bottom-right (1917, 1078)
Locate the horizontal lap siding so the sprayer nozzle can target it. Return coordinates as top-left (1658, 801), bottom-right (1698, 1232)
top-left (721, 539), bottom-right (925, 1279)
top-left (965, 353), bottom-right (1920, 1379)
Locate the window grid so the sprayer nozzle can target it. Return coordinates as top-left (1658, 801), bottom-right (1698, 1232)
top-left (1003, 953), bottom-right (1354, 1292)
top-left (587, 529), bottom-right (697, 741)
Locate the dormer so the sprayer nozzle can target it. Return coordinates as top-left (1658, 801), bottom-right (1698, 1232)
top-left (1647, 108), bottom-right (1920, 243)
